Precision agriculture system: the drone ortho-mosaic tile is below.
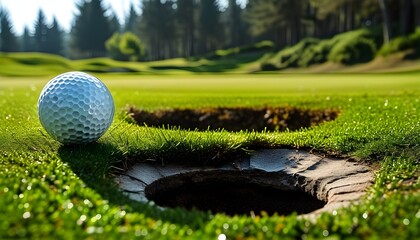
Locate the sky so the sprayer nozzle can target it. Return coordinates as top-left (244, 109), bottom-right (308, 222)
top-left (0, 0), bottom-right (245, 35)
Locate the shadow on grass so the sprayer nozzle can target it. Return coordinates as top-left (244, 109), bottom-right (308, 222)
top-left (57, 142), bottom-right (210, 227)
top-left (57, 142), bottom-right (129, 203)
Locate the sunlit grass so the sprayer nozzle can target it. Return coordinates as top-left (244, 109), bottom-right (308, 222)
top-left (0, 73), bottom-right (418, 239)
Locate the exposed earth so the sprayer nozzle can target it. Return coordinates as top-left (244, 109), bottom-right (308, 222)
top-left (128, 107), bottom-right (339, 132)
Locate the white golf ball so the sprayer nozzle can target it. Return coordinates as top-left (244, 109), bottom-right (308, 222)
top-left (38, 71), bottom-right (114, 144)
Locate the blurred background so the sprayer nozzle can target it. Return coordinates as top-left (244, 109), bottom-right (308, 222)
top-left (0, 0), bottom-right (419, 71)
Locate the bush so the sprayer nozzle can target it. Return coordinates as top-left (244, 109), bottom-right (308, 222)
top-left (378, 28), bottom-right (420, 57)
top-left (276, 38), bottom-right (320, 68)
top-left (119, 32), bottom-right (144, 61)
top-left (262, 29), bottom-right (379, 70)
top-left (105, 33), bottom-right (126, 61)
top-left (203, 41), bottom-right (275, 60)
top-left (298, 38), bottom-right (337, 67)
top-left (105, 32), bottom-right (144, 61)
top-left (328, 37), bottom-right (377, 64)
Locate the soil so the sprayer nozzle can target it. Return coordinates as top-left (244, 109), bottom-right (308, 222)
top-left (128, 106), bottom-right (338, 132)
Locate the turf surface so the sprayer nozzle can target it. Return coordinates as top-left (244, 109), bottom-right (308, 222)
top-left (0, 73), bottom-right (419, 239)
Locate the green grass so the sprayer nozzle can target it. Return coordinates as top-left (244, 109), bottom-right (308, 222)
top-left (0, 45), bottom-right (271, 76)
top-left (0, 74), bottom-right (419, 239)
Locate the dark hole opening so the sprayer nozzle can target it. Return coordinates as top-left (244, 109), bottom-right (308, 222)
top-left (128, 106), bottom-right (339, 132)
top-left (145, 172), bottom-right (326, 216)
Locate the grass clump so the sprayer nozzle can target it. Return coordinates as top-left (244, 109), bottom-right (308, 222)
top-left (0, 74), bottom-right (419, 239)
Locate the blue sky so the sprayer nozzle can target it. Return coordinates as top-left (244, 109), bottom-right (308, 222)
top-left (0, 0), bottom-right (245, 35)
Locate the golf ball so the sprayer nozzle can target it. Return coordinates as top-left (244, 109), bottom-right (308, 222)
top-left (38, 71), bottom-right (114, 144)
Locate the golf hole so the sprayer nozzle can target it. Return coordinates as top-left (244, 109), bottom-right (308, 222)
top-left (145, 171), bottom-right (327, 216)
top-left (127, 107), bottom-right (338, 131)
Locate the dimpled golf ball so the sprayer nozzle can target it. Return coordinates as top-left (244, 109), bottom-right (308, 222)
top-left (38, 71), bottom-right (114, 144)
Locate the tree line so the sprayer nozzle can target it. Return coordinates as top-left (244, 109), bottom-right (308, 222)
top-left (1, 0), bottom-right (419, 61)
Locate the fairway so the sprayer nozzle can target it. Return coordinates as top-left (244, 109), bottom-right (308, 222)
top-left (0, 73), bottom-right (419, 239)
top-left (3, 73), bottom-right (420, 91)
top-left (2, 73), bottom-right (419, 108)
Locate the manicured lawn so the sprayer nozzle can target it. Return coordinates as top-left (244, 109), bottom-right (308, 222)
top-left (0, 73), bottom-right (418, 239)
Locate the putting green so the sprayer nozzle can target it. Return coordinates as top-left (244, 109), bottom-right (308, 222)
top-left (0, 73), bottom-right (418, 239)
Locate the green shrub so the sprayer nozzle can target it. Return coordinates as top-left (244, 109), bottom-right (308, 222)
top-left (298, 38), bottom-right (337, 67)
top-left (119, 32), bottom-right (144, 61)
top-left (274, 38), bottom-right (320, 68)
top-left (106, 33), bottom-right (126, 61)
top-left (261, 28), bottom-right (378, 70)
top-left (328, 37), bottom-right (377, 64)
top-left (259, 39), bottom-right (318, 70)
top-left (378, 28), bottom-right (420, 57)
top-left (106, 32), bottom-right (145, 61)
top-left (204, 41), bottom-right (275, 60)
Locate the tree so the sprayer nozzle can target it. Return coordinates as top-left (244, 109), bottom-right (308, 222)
top-left (198, 0), bottom-right (223, 54)
top-left (307, 0), bottom-right (380, 38)
top-left (399, 0), bottom-right (415, 36)
top-left (176, 0), bottom-right (196, 57)
top-left (71, 0), bottom-right (114, 58)
top-left (226, 0), bottom-right (244, 47)
top-left (45, 17), bottom-right (63, 55)
top-left (378, 0), bottom-right (392, 44)
top-left (34, 9), bottom-right (49, 52)
top-left (0, 7), bottom-right (19, 52)
top-left (139, 0), bottom-right (176, 60)
top-left (245, 0), bottom-right (279, 45)
top-left (109, 10), bottom-right (121, 34)
top-left (125, 3), bottom-right (139, 33)
top-left (245, 0), bottom-right (305, 47)
top-left (21, 26), bottom-right (35, 52)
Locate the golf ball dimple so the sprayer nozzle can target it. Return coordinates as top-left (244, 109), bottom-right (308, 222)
top-left (38, 71), bottom-right (114, 144)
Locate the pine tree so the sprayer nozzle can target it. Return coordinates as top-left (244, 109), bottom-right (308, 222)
top-left (198, 0), bottom-right (223, 54)
top-left (109, 10), bottom-right (121, 34)
top-left (226, 0), bottom-right (246, 47)
top-left (125, 3), bottom-right (139, 33)
top-left (399, 0), bottom-right (415, 36)
top-left (245, 0), bottom-right (305, 47)
top-left (176, 0), bottom-right (196, 57)
top-left (139, 0), bottom-right (176, 60)
top-left (22, 26), bottom-right (34, 52)
top-left (45, 17), bottom-right (63, 55)
top-left (71, 0), bottom-right (114, 58)
top-left (0, 7), bottom-right (19, 52)
top-left (34, 9), bottom-right (49, 52)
